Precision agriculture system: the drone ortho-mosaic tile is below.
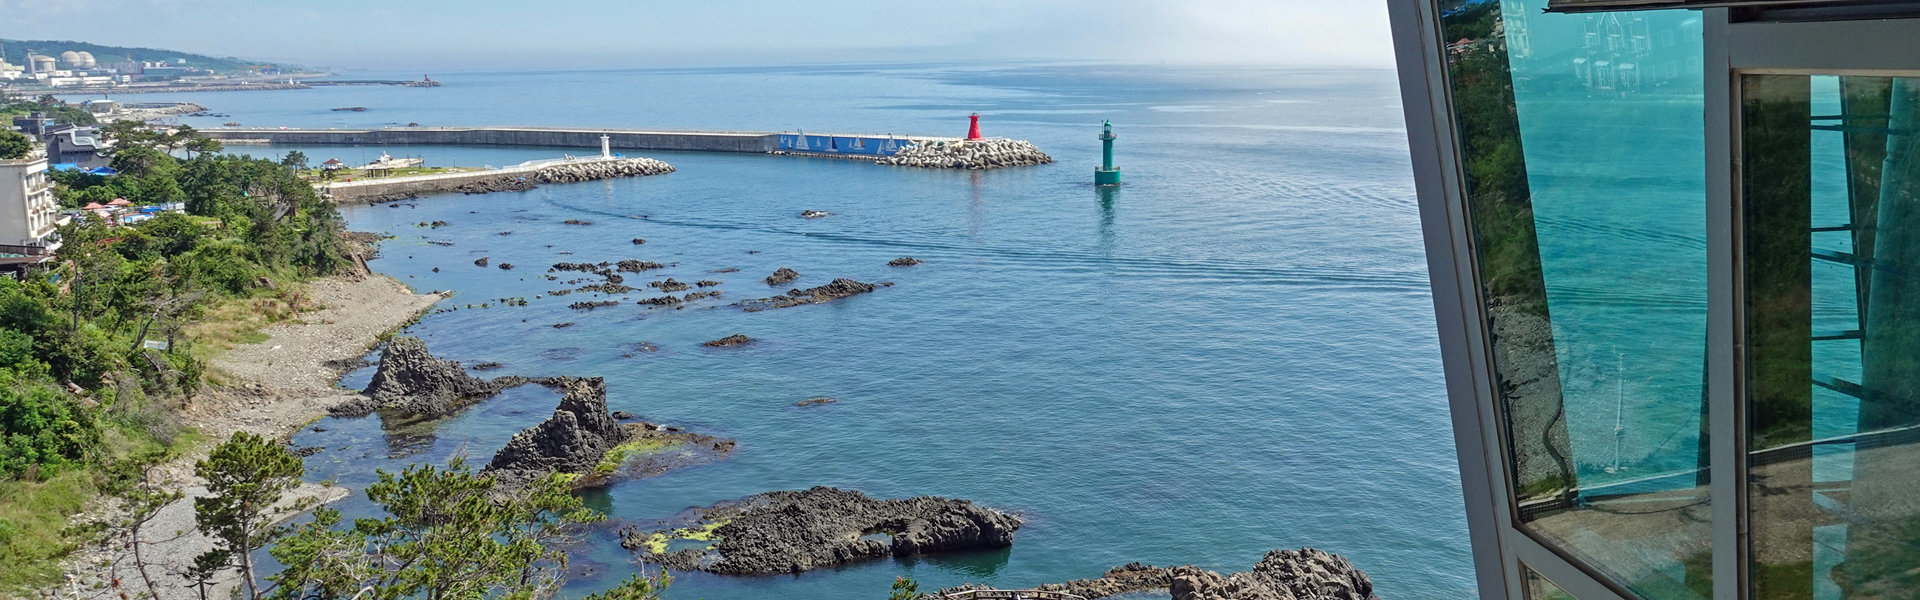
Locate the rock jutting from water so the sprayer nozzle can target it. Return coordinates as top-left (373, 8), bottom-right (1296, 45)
top-left (765, 267), bottom-right (800, 286)
top-left (936, 549), bottom-right (1380, 600)
top-left (649, 278), bottom-right (690, 292)
top-left (737, 278), bottom-right (881, 311)
top-left (482, 377), bottom-right (735, 489)
top-left (621, 486), bottom-right (1022, 575)
top-left (329, 336), bottom-right (512, 418)
top-left (703, 334), bottom-right (752, 347)
top-left (474, 257), bottom-right (489, 267)
top-left (888, 257), bottom-right (923, 266)
top-left (875, 138), bottom-right (1053, 170)
top-left (801, 210), bottom-right (832, 218)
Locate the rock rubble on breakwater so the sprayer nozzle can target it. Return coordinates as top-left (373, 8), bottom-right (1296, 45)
top-left (938, 549), bottom-right (1381, 600)
top-left (622, 486), bottom-right (1022, 574)
top-left (352, 157), bottom-right (675, 202)
top-left (875, 138), bottom-right (1054, 170)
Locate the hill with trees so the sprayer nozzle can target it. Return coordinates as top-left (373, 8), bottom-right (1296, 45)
top-left (0, 39), bottom-right (301, 74)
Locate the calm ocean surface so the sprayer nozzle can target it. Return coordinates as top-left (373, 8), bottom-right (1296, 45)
top-left (102, 64), bottom-right (1466, 598)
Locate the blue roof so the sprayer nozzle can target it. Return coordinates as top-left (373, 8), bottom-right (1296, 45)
top-left (49, 163), bottom-right (81, 171)
top-left (85, 166), bottom-right (117, 175)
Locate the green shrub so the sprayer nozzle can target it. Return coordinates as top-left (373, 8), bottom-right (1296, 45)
top-left (0, 372), bottom-right (99, 478)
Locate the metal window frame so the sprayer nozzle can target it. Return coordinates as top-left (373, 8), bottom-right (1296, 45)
top-left (1393, 0), bottom-right (1920, 596)
top-left (1389, 0), bottom-right (1635, 597)
top-left (1710, 12), bottom-right (1920, 600)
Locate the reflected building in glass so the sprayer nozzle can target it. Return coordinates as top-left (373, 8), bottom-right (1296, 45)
top-left (1388, 0), bottom-right (1920, 598)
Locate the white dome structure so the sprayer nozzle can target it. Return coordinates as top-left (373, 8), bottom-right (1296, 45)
top-left (75, 51), bottom-right (95, 68)
top-left (59, 51), bottom-right (80, 67)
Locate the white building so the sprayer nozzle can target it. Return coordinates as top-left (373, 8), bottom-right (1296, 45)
top-left (0, 152), bottom-right (65, 269)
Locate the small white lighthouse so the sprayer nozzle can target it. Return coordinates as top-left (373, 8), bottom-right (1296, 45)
top-left (600, 134), bottom-right (612, 159)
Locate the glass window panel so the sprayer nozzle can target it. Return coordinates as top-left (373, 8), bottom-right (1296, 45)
top-left (1742, 73), bottom-right (1920, 600)
top-left (1438, 0), bottom-right (1711, 597)
top-left (1527, 564), bottom-right (1582, 600)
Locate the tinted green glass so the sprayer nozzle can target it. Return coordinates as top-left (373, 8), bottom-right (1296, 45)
top-left (1438, 0), bottom-right (1711, 597)
top-left (1527, 565), bottom-right (1581, 600)
top-left (1742, 73), bottom-right (1920, 600)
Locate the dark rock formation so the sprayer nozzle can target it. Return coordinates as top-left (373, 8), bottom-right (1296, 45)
top-left (610, 410), bottom-right (638, 420)
top-left (801, 210), bottom-right (832, 218)
top-left (888, 257), bottom-right (923, 266)
top-left (624, 487), bottom-right (1021, 575)
top-left (576, 282), bottom-right (634, 295)
top-left (570, 300), bottom-right (618, 310)
top-left (703, 334), bottom-right (751, 347)
top-left (938, 550), bottom-right (1379, 600)
top-left (472, 362), bottom-right (504, 371)
top-left (498, 263), bottom-right (514, 270)
top-left (1169, 549), bottom-right (1380, 600)
top-left (483, 377), bottom-right (735, 489)
top-left (795, 397), bottom-right (836, 407)
top-left (484, 378), bottom-right (623, 476)
top-left (696, 280), bottom-right (722, 287)
top-left (649, 278), bottom-right (690, 292)
top-left (475, 257), bottom-right (489, 267)
top-left (940, 563), bottom-right (1175, 600)
top-left (617, 260), bottom-right (666, 273)
top-left (631, 238), bottom-right (646, 245)
top-left (737, 278), bottom-right (879, 311)
top-left (330, 337), bottom-right (506, 418)
top-left (553, 322), bottom-right (575, 328)
top-left (638, 295), bottom-right (682, 307)
top-left (765, 267), bottom-right (799, 286)
top-left (564, 219), bottom-right (593, 225)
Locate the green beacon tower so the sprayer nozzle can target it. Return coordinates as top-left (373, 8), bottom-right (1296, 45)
top-left (1095, 120), bottom-right (1121, 186)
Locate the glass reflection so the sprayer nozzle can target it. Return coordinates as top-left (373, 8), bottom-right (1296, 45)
top-left (1743, 74), bottom-right (1920, 600)
top-left (1439, 0), bottom-right (1711, 596)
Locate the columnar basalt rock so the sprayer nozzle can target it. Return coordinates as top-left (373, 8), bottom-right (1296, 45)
top-left (875, 138), bottom-right (1053, 170)
top-left (483, 378), bottom-right (625, 476)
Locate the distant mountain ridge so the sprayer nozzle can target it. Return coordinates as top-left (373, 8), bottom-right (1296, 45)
top-left (0, 39), bottom-right (299, 73)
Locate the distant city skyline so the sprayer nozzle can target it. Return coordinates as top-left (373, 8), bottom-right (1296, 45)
top-left (0, 0), bottom-right (1394, 70)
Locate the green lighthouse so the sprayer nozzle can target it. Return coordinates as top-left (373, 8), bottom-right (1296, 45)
top-left (1095, 120), bottom-right (1121, 186)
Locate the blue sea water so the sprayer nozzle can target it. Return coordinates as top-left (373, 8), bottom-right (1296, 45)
top-left (101, 64), bottom-right (1467, 598)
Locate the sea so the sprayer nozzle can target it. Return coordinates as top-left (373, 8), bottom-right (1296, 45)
top-left (80, 63), bottom-right (1469, 599)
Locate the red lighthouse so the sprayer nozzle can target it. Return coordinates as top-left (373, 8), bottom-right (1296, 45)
top-left (967, 113), bottom-right (983, 140)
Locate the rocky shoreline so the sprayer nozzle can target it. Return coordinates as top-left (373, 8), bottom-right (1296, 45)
top-left (937, 549), bottom-right (1381, 600)
top-left (621, 487), bottom-right (1022, 575)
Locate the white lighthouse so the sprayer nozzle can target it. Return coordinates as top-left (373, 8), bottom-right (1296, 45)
top-left (600, 134), bottom-right (611, 159)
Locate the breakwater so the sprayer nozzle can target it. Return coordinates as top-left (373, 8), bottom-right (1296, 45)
top-left (876, 138), bottom-right (1054, 169)
top-left (199, 127), bottom-right (1049, 169)
top-left (321, 156), bottom-right (674, 201)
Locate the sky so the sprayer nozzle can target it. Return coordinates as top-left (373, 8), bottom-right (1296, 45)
top-left (0, 0), bottom-right (1395, 71)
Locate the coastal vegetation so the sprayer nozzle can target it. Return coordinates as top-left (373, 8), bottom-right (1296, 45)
top-left (0, 126), bottom-right (353, 592)
top-left (0, 93), bottom-right (98, 126)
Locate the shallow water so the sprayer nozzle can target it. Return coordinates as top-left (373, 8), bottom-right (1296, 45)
top-left (120, 64), bottom-right (1469, 598)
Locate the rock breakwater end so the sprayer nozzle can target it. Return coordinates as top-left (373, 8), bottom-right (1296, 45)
top-left (938, 549), bottom-right (1380, 600)
top-left (888, 257), bottom-right (923, 266)
top-left (702, 334), bottom-right (752, 347)
top-left (1168, 549), bottom-right (1380, 600)
top-left (623, 486), bottom-right (1022, 575)
top-left (875, 138), bottom-right (1054, 170)
top-left (765, 267), bottom-right (800, 286)
top-left (329, 336), bottom-right (511, 418)
top-left (530, 157), bottom-right (675, 183)
top-left (482, 377), bottom-right (734, 489)
top-left (737, 278), bottom-right (879, 311)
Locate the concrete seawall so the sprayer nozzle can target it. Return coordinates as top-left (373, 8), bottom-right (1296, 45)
top-left (204, 127), bottom-right (782, 154)
top-left (322, 156), bottom-right (674, 201)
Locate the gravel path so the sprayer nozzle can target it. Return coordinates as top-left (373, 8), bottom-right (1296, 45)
top-left (43, 274), bottom-right (444, 600)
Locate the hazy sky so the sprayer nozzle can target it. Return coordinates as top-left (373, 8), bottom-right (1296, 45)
top-left (1, 0), bottom-right (1393, 70)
